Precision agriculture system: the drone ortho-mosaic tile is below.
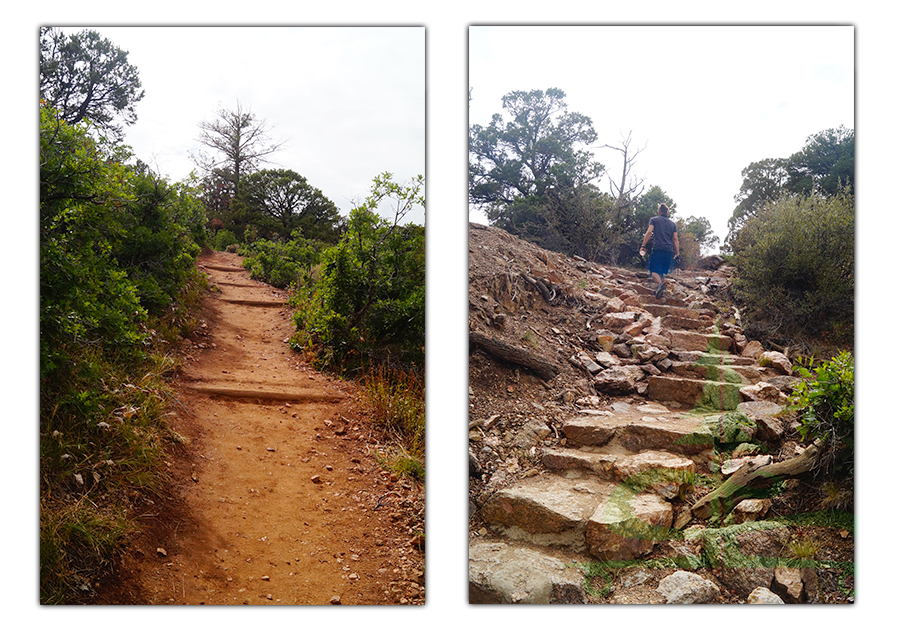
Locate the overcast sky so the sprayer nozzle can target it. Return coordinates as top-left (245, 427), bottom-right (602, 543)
top-left (57, 25), bottom-right (426, 224)
top-left (469, 25), bottom-right (854, 249)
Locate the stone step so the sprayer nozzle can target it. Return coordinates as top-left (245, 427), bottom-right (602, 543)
top-left (636, 292), bottom-right (688, 308)
top-left (661, 313), bottom-right (714, 331)
top-left (669, 350), bottom-right (758, 366)
top-left (642, 304), bottom-right (702, 320)
top-left (479, 473), bottom-right (675, 560)
top-left (542, 447), bottom-right (695, 499)
top-left (666, 330), bottom-right (733, 354)
top-left (667, 360), bottom-right (765, 384)
top-left (561, 411), bottom-right (715, 455)
top-left (647, 375), bottom-right (743, 411)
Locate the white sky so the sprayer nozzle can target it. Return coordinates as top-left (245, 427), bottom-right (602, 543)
top-left (7, 2), bottom-right (898, 631)
top-left (469, 25), bottom-right (854, 250)
top-left (57, 25), bottom-right (426, 224)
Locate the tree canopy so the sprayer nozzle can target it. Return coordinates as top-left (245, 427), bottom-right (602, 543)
top-left (469, 88), bottom-right (604, 212)
top-left (239, 169), bottom-right (341, 242)
top-left (468, 88), bottom-right (726, 266)
top-left (727, 126), bottom-right (854, 249)
top-left (39, 27), bottom-right (145, 141)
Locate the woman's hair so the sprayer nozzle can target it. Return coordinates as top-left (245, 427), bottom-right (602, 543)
top-left (658, 203), bottom-right (669, 217)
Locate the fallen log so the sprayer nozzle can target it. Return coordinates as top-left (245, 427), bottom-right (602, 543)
top-left (691, 438), bottom-right (824, 521)
top-left (469, 331), bottom-right (560, 380)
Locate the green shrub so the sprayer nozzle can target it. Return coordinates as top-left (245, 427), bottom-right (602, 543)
top-left (788, 351), bottom-right (854, 475)
top-left (116, 168), bottom-right (202, 315)
top-left (730, 188), bottom-right (854, 349)
top-left (291, 174), bottom-right (425, 374)
top-left (40, 106), bottom-right (205, 603)
top-left (210, 228), bottom-right (239, 252)
top-left (239, 232), bottom-right (326, 289)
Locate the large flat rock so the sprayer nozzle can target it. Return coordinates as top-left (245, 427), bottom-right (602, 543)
top-left (586, 490), bottom-right (674, 560)
top-left (559, 403), bottom-right (716, 455)
top-left (480, 474), bottom-right (615, 551)
top-left (469, 540), bottom-right (586, 604)
top-left (542, 447), bottom-right (696, 499)
top-left (647, 375), bottom-right (743, 411)
top-left (642, 304), bottom-right (702, 320)
top-left (667, 330), bottom-right (734, 354)
top-left (541, 446), bottom-right (621, 479)
top-left (561, 414), bottom-right (618, 447)
top-left (668, 361), bottom-right (763, 384)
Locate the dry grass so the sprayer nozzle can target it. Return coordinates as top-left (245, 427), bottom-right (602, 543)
top-left (362, 365), bottom-right (425, 481)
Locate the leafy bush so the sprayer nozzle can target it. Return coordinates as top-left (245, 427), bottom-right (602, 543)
top-left (789, 351), bottom-right (854, 476)
top-left (40, 106), bottom-right (205, 602)
top-left (116, 168), bottom-right (202, 314)
top-left (730, 188), bottom-right (854, 349)
top-left (40, 107), bottom-right (147, 377)
top-left (239, 232), bottom-right (326, 289)
top-left (210, 228), bottom-right (239, 252)
top-left (291, 174), bottom-right (425, 374)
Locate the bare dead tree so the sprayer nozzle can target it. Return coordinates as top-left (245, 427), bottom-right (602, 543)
top-left (192, 100), bottom-right (287, 199)
top-left (599, 131), bottom-right (647, 216)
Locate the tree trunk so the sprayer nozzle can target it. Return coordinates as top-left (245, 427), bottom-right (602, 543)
top-left (691, 438), bottom-right (824, 521)
top-left (469, 331), bottom-right (560, 380)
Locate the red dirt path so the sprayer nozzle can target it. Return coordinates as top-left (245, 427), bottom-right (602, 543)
top-left (96, 250), bottom-right (424, 605)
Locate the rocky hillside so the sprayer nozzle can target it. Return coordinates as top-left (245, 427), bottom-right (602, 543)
top-left (467, 222), bottom-right (853, 604)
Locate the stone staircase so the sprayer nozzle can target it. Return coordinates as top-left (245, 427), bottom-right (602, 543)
top-left (470, 273), bottom-right (793, 603)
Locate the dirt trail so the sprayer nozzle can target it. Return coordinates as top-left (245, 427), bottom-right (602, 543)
top-left (98, 251), bottom-right (424, 605)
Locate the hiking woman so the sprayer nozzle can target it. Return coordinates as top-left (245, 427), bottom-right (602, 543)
top-left (639, 203), bottom-right (679, 299)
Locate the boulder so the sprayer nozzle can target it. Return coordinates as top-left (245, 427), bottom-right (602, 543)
top-left (747, 587), bottom-right (784, 604)
top-left (594, 366), bottom-right (645, 394)
top-left (595, 330), bottom-right (616, 352)
top-left (737, 400), bottom-right (787, 442)
top-left (560, 416), bottom-right (617, 446)
top-left (772, 566), bottom-right (818, 603)
top-left (612, 451), bottom-right (695, 500)
top-left (733, 498), bottom-right (772, 523)
top-left (698, 254), bottom-right (726, 270)
top-left (759, 351), bottom-right (793, 375)
top-left (513, 418), bottom-right (551, 450)
top-left (633, 343), bottom-right (668, 364)
top-left (469, 541), bottom-right (586, 604)
top-left (586, 491), bottom-right (673, 560)
top-left (603, 296), bottom-right (626, 314)
top-left (541, 447), bottom-right (618, 479)
top-left (603, 311), bottom-right (637, 330)
top-left (739, 381), bottom-right (789, 404)
top-left (696, 521), bottom-right (791, 597)
top-left (612, 343), bottom-right (633, 358)
top-left (741, 340), bottom-right (764, 360)
top-left (570, 351), bottom-right (602, 375)
top-left (480, 475), bottom-right (611, 550)
top-left (764, 375), bottom-right (801, 394)
top-left (656, 571), bottom-right (721, 604)
top-left (623, 321), bottom-right (645, 337)
top-left (594, 351), bottom-right (621, 368)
